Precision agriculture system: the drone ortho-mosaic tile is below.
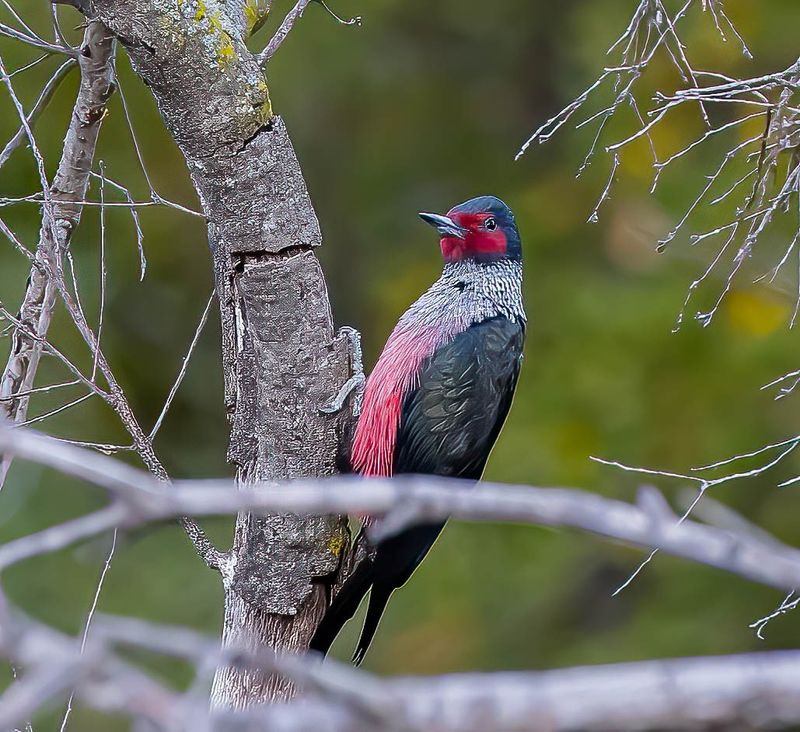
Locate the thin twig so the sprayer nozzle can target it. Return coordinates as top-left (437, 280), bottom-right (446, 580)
top-left (57, 530), bottom-right (117, 732)
top-left (149, 290), bottom-right (215, 440)
top-left (0, 58), bottom-right (75, 172)
top-left (0, 22), bottom-right (76, 57)
top-left (258, 0), bottom-right (312, 66)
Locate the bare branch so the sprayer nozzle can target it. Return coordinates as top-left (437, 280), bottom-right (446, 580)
top-left (258, 0), bottom-right (312, 66)
top-left (0, 304), bottom-right (109, 400)
top-left (325, 650), bottom-right (800, 731)
top-left (0, 58), bottom-right (76, 171)
top-left (0, 660), bottom-right (85, 731)
top-left (3, 428), bottom-right (800, 596)
top-left (0, 21), bottom-right (76, 57)
top-left (0, 21), bottom-right (115, 487)
top-left (518, 2), bottom-right (800, 330)
top-left (0, 216), bottom-right (35, 260)
top-left (0, 192), bottom-right (204, 216)
top-left (315, 0), bottom-right (362, 27)
top-left (0, 503), bottom-right (128, 573)
top-left (257, 0), bottom-right (362, 65)
top-left (750, 590), bottom-right (800, 640)
top-left (57, 530), bottom-right (118, 731)
top-left (8, 607), bottom-right (800, 732)
top-left (149, 290), bottom-right (215, 440)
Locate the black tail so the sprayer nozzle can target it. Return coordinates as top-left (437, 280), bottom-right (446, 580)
top-left (352, 582), bottom-right (393, 666)
top-left (312, 522), bottom-right (447, 664)
top-left (310, 558), bottom-right (375, 656)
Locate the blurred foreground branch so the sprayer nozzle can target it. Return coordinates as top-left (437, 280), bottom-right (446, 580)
top-left (3, 606), bottom-right (800, 731)
top-left (3, 427), bottom-right (800, 596)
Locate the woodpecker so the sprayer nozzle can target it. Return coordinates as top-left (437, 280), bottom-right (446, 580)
top-left (312, 195), bottom-right (526, 664)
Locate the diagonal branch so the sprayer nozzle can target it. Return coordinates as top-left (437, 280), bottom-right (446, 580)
top-left (257, 0), bottom-right (311, 66)
top-left (0, 57), bottom-right (76, 171)
top-left (0, 21), bottom-right (114, 487)
top-left (257, 0), bottom-right (361, 66)
top-left (0, 21), bottom-right (76, 57)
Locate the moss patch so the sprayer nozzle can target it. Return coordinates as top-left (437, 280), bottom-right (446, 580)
top-left (326, 529), bottom-right (347, 558)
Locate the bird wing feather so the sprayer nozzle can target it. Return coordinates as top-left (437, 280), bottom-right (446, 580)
top-left (394, 316), bottom-right (525, 480)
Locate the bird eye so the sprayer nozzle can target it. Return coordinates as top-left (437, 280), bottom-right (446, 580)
top-left (485, 217), bottom-right (497, 231)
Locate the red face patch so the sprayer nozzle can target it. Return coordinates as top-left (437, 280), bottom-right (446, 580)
top-left (439, 211), bottom-right (508, 262)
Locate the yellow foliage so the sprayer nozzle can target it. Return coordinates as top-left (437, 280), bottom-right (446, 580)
top-left (726, 289), bottom-right (789, 336)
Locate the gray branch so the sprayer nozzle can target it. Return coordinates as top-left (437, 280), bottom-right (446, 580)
top-left (0, 21), bottom-right (76, 57)
top-left (5, 605), bottom-right (800, 731)
top-left (4, 427), bottom-right (800, 597)
top-left (273, 651), bottom-right (800, 731)
top-left (0, 21), bottom-right (113, 486)
top-left (258, 0), bottom-right (311, 66)
top-left (0, 58), bottom-right (76, 171)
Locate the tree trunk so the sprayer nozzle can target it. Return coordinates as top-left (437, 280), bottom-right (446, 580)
top-left (63, 0), bottom-right (352, 706)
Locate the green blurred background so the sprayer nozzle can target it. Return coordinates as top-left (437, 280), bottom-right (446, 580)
top-left (3, 0), bottom-right (800, 726)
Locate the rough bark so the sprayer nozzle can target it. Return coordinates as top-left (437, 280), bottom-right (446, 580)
top-left (0, 21), bottom-right (114, 486)
top-left (63, 0), bottom-right (352, 707)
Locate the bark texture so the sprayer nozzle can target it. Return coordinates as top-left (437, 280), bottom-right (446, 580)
top-left (64, 0), bottom-right (352, 707)
top-left (0, 21), bottom-right (114, 486)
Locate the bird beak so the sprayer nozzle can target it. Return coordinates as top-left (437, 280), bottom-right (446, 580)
top-left (418, 212), bottom-right (468, 239)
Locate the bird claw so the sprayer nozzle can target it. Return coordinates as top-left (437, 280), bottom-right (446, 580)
top-left (320, 372), bottom-right (365, 414)
top-left (320, 326), bottom-right (365, 416)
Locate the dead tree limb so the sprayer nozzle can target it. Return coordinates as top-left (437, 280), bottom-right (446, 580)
top-left (4, 427), bottom-right (800, 598)
top-left (0, 21), bottom-right (113, 488)
top-left (55, 0), bottom-right (353, 707)
top-left (5, 605), bottom-right (800, 731)
top-left (0, 57), bottom-right (76, 171)
top-left (258, 0), bottom-right (311, 66)
top-left (269, 651), bottom-right (800, 731)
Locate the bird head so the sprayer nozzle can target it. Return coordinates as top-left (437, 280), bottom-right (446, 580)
top-left (419, 196), bottom-right (521, 264)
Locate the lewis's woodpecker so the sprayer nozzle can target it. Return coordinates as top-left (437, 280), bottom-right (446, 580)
top-left (312, 195), bottom-right (526, 664)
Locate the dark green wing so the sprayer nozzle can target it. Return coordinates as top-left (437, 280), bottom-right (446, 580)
top-left (394, 316), bottom-right (525, 479)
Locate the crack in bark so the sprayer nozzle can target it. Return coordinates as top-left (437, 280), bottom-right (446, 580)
top-left (233, 119), bottom-right (275, 156)
top-left (233, 244), bottom-right (314, 265)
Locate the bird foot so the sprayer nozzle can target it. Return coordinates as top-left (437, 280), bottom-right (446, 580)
top-left (320, 326), bottom-right (365, 416)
